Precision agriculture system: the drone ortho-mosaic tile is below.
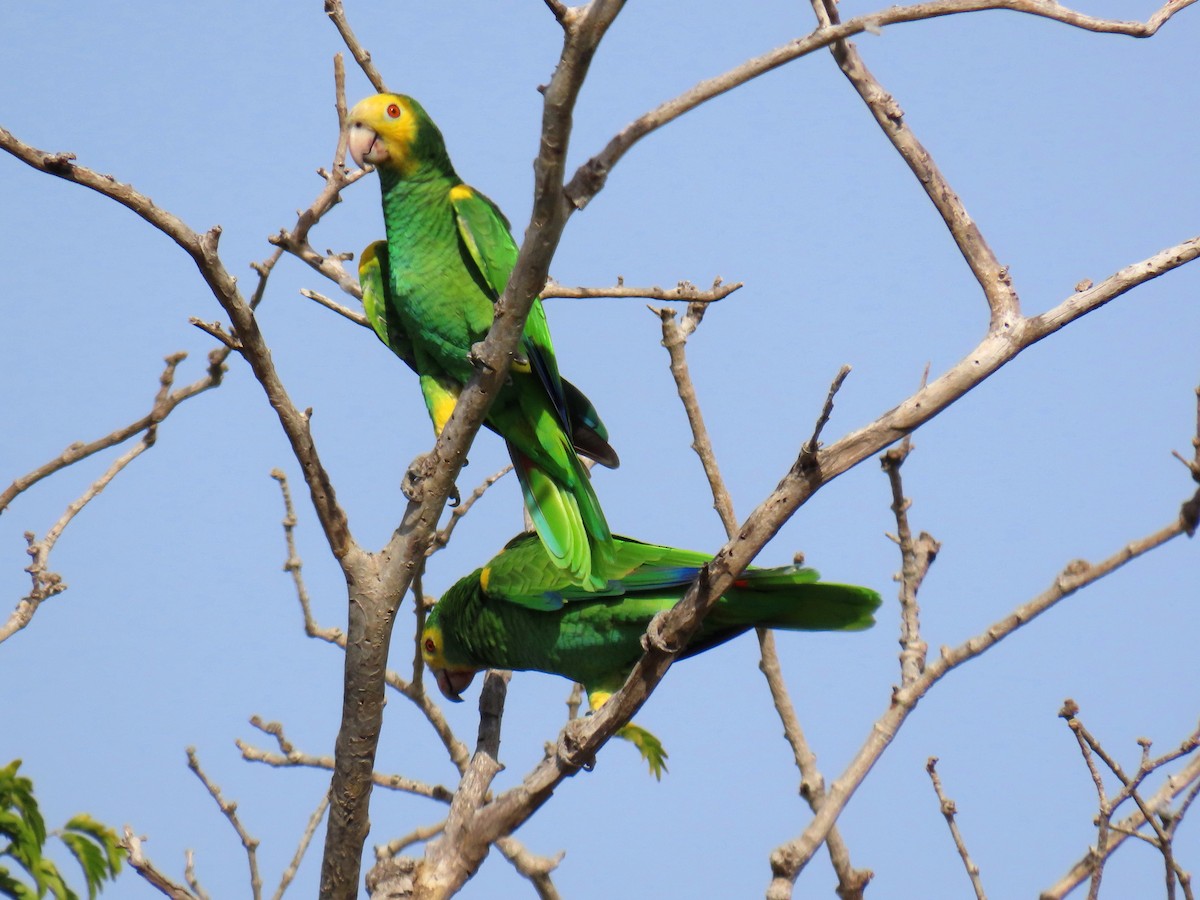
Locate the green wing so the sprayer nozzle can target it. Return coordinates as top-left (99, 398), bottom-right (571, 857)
top-left (359, 241), bottom-right (415, 368)
top-left (482, 533), bottom-right (745, 611)
top-left (450, 185), bottom-right (570, 423)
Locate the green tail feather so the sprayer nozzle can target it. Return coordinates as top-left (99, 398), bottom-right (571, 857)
top-left (714, 577), bottom-right (881, 634)
top-left (617, 723), bottom-right (669, 780)
top-left (510, 444), bottom-right (612, 590)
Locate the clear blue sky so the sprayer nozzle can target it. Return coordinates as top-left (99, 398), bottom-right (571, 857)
top-left (2, 2), bottom-right (1198, 897)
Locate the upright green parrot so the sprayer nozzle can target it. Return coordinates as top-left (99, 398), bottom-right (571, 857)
top-left (348, 94), bottom-right (617, 589)
top-left (421, 533), bottom-right (882, 777)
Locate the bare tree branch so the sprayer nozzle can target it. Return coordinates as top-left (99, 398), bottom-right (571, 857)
top-left (653, 304), bottom-right (737, 534)
top-left (187, 747), bottom-right (262, 900)
top-left (2, 353), bottom-right (222, 643)
top-left (183, 850), bottom-right (211, 900)
top-left (0, 352), bottom-right (223, 516)
top-left (1056, 702), bottom-right (1200, 900)
top-left (542, 277), bottom-right (742, 302)
top-left (301, 288), bottom-right (369, 328)
top-left (272, 790), bottom-right (331, 900)
top-left (429, 465), bottom-right (515, 553)
top-left (766, 493), bottom-right (1198, 896)
top-left (926, 758), bottom-right (987, 900)
top-left (810, 0), bottom-right (1018, 330)
top-left (564, 0), bottom-right (1195, 209)
top-left (880, 438), bottom-right (939, 686)
top-left (120, 827), bottom-right (200, 900)
top-left (324, 1), bottom-right (387, 93)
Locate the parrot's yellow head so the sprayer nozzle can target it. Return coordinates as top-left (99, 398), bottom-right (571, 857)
top-left (421, 617), bottom-right (478, 703)
top-left (347, 93), bottom-right (451, 180)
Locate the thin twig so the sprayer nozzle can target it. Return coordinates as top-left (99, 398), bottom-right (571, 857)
top-left (926, 758), bottom-right (987, 899)
top-left (272, 790), bottom-right (331, 900)
top-left (237, 719), bottom-right (454, 804)
top-left (375, 822), bottom-right (445, 860)
top-left (797, 366), bottom-right (852, 473)
top-left (653, 304), bottom-right (738, 533)
top-left (190, 318), bottom-right (241, 350)
top-left (1, 352), bottom-right (223, 515)
top-left (429, 465), bottom-right (515, 552)
top-left (269, 57), bottom-right (371, 297)
top-left (5, 425), bottom-right (154, 643)
top-left (186, 747), bottom-right (262, 900)
top-left (324, 0), bottom-right (387, 93)
top-left (880, 438), bottom-right (939, 686)
top-left (301, 288), bottom-right (369, 327)
top-left (494, 838), bottom-right (565, 900)
top-left (542, 277), bottom-right (742, 302)
top-left (1055, 702), bottom-right (1200, 900)
top-left (184, 850), bottom-right (210, 900)
top-left (757, 629), bottom-right (872, 899)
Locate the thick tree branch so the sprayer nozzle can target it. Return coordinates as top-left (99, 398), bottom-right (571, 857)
top-left (392, 234), bottom-right (1200, 884)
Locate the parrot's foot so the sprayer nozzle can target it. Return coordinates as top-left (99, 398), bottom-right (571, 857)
top-left (642, 610), bottom-right (685, 655)
top-left (402, 454), bottom-right (460, 507)
top-left (558, 718), bottom-right (597, 773)
top-left (616, 723), bottom-right (669, 780)
top-left (468, 341), bottom-right (495, 372)
top-left (402, 453), bottom-right (436, 502)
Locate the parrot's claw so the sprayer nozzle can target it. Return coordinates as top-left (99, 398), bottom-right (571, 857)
top-left (467, 342), bottom-right (494, 372)
top-left (558, 719), bottom-right (597, 773)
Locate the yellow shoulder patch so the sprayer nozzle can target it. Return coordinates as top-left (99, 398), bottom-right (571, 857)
top-left (448, 183), bottom-right (474, 203)
top-left (480, 566), bottom-right (491, 593)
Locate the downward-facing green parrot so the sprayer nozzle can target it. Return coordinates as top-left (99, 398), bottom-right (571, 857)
top-left (348, 94), bottom-right (617, 589)
top-left (421, 533), bottom-right (882, 777)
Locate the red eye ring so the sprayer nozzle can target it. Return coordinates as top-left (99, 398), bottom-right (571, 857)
top-left (424, 638), bottom-right (436, 654)
top-left (386, 103), bottom-right (402, 119)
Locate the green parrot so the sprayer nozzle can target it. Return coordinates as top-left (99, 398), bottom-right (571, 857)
top-left (421, 533), bottom-right (882, 778)
top-left (348, 94), bottom-right (617, 589)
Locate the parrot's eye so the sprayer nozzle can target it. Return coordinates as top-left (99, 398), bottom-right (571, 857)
top-left (424, 637), bottom-right (436, 654)
top-left (386, 103), bottom-right (402, 119)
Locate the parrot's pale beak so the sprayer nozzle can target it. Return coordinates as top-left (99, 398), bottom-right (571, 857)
top-left (347, 122), bottom-right (387, 168)
top-left (433, 667), bottom-right (477, 703)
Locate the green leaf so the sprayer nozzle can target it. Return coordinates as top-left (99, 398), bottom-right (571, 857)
top-left (60, 818), bottom-right (120, 883)
top-left (0, 810), bottom-right (41, 865)
top-left (0, 866), bottom-right (39, 900)
top-left (0, 764), bottom-right (45, 852)
top-left (30, 856), bottom-right (76, 900)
